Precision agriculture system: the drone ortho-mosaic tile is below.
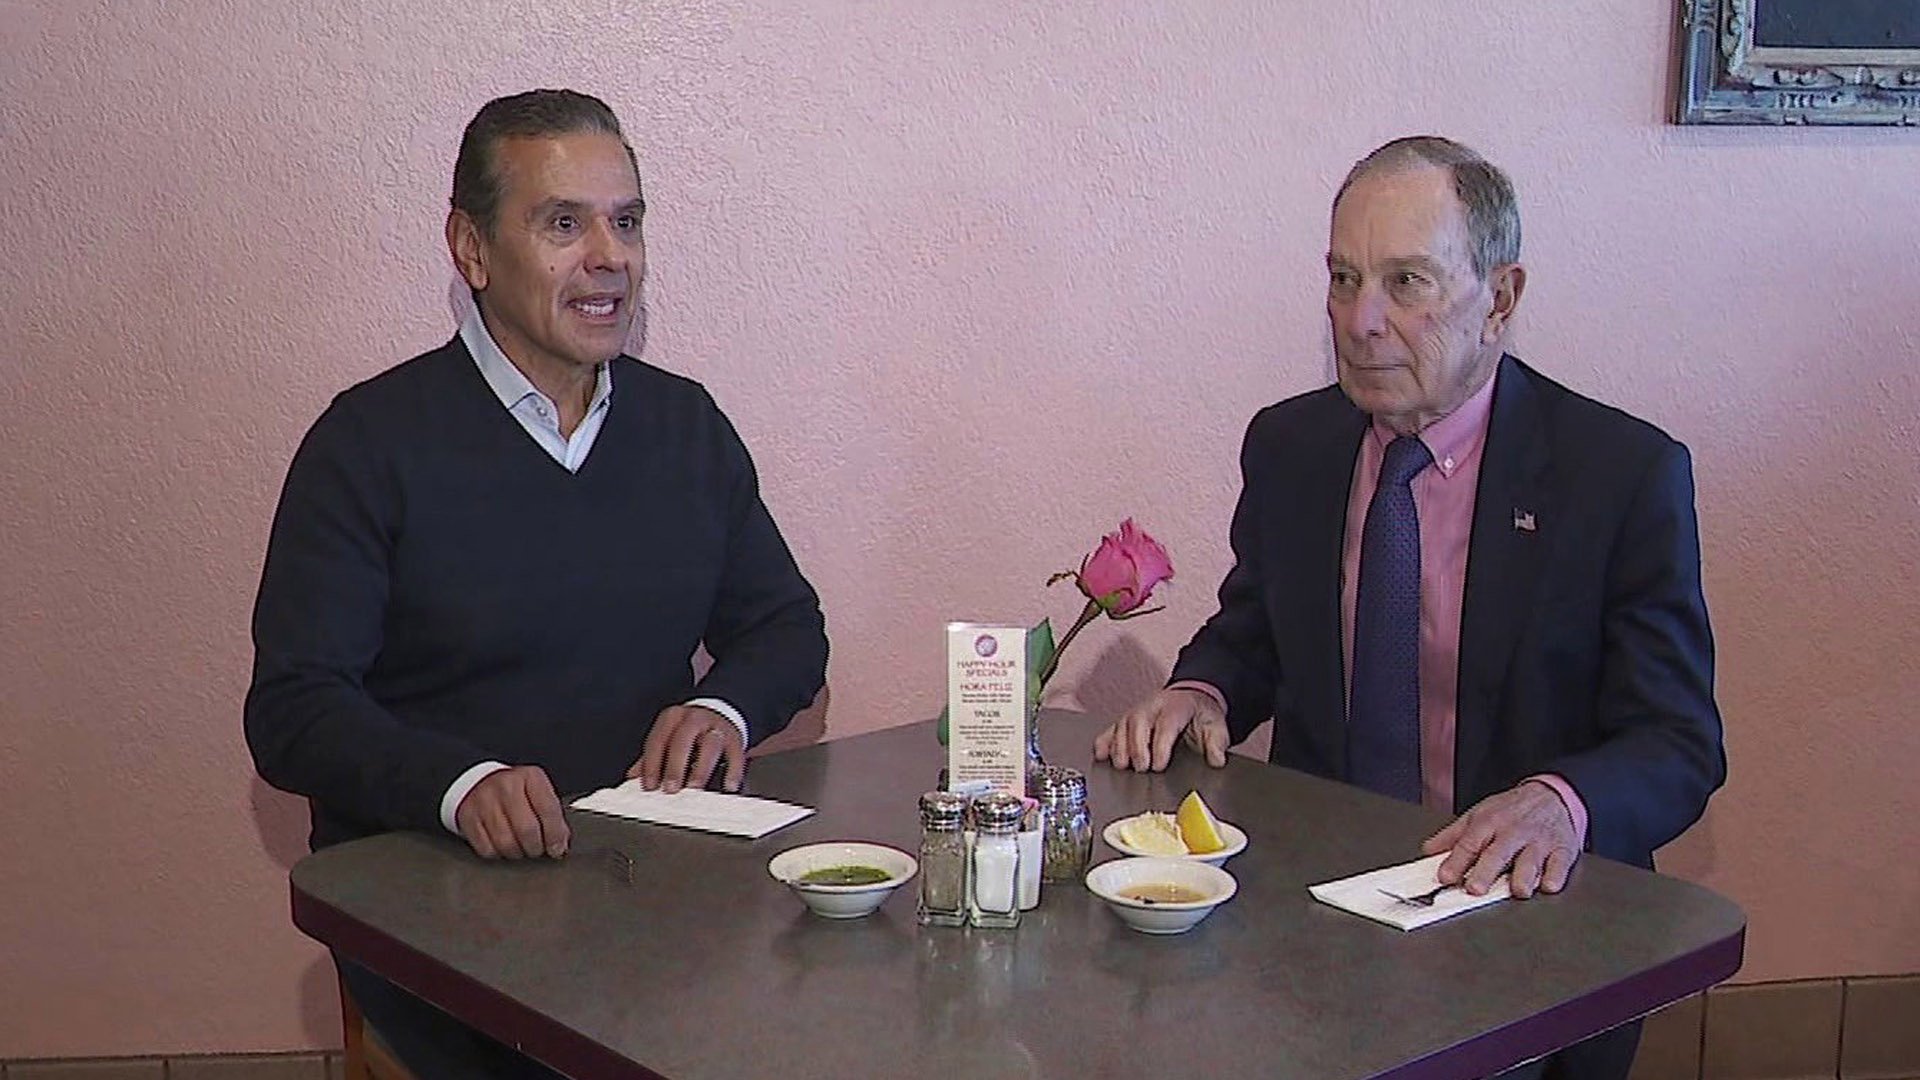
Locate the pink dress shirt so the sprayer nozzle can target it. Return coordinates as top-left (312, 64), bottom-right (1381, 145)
top-left (1179, 367), bottom-right (1587, 844)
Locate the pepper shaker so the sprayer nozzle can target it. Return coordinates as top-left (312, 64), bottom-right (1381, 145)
top-left (916, 791), bottom-right (970, 927)
top-left (1034, 765), bottom-right (1092, 883)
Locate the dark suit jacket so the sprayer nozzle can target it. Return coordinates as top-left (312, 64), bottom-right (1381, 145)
top-left (1170, 355), bottom-right (1725, 868)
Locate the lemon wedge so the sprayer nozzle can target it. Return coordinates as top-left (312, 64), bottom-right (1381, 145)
top-left (1114, 811), bottom-right (1187, 856)
top-left (1176, 791), bottom-right (1227, 854)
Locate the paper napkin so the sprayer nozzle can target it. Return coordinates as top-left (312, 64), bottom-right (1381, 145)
top-left (1308, 852), bottom-right (1511, 931)
top-left (570, 782), bottom-right (815, 839)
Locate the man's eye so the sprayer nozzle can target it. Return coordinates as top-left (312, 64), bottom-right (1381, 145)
top-left (1394, 271), bottom-right (1430, 287)
top-left (551, 214), bottom-right (579, 232)
top-left (614, 214), bottom-right (638, 232)
top-left (1329, 271), bottom-right (1358, 289)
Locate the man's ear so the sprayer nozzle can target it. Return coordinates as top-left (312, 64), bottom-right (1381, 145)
top-left (1482, 262), bottom-right (1526, 345)
top-left (446, 210), bottom-right (488, 292)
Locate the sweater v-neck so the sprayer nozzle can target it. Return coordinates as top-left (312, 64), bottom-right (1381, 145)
top-left (447, 343), bottom-right (621, 484)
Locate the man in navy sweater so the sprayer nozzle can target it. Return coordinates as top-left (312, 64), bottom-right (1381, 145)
top-left (245, 89), bottom-right (828, 1078)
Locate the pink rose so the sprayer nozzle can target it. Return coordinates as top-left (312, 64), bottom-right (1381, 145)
top-left (1077, 519), bottom-right (1174, 615)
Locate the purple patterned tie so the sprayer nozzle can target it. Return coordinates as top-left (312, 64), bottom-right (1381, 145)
top-left (1349, 435), bottom-right (1432, 803)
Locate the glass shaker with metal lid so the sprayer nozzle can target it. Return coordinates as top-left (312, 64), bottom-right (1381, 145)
top-left (1033, 765), bottom-right (1092, 883)
top-left (967, 792), bottom-right (1025, 928)
top-left (916, 791), bottom-right (970, 927)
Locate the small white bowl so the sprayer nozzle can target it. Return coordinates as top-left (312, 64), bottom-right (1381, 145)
top-left (1085, 857), bottom-right (1238, 935)
top-left (767, 842), bottom-right (918, 919)
top-left (1102, 817), bottom-right (1248, 866)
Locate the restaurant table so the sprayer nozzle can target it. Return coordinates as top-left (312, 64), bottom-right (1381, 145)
top-left (289, 711), bottom-right (1744, 1079)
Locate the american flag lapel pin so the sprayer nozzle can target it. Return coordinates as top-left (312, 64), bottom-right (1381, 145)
top-left (1513, 508), bottom-right (1536, 533)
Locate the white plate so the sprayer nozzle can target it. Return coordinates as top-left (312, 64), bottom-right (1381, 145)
top-left (1101, 817), bottom-right (1248, 866)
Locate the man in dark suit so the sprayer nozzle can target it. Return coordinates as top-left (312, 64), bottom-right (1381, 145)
top-left (1093, 136), bottom-right (1725, 1080)
top-left (245, 89), bottom-right (827, 1078)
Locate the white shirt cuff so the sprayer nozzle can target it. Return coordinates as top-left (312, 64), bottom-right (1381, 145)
top-left (440, 701), bottom-right (746, 834)
top-left (441, 761), bottom-right (511, 834)
top-left (686, 697), bottom-right (750, 748)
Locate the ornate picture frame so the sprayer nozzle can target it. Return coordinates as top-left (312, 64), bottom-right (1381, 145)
top-left (1675, 0), bottom-right (1920, 125)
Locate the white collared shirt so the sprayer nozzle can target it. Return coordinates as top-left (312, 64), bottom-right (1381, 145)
top-left (459, 302), bottom-right (613, 472)
top-left (439, 298), bottom-right (751, 834)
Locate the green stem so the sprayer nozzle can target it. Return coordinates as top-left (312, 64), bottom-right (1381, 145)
top-left (1038, 599), bottom-right (1103, 688)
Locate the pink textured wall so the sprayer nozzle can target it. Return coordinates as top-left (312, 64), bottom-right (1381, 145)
top-left (2, 0), bottom-right (1915, 1059)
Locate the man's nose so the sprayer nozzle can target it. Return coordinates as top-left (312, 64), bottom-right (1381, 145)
top-left (1351, 283), bottom-right (1390, 337)
top-left (584, 218), bottom-right (626, 271)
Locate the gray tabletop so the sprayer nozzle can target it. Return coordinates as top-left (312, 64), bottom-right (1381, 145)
top-left (290, 711), bottom-right (1744, 1079)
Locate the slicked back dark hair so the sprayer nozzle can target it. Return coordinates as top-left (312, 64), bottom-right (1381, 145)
top-left (451, 89), bottom-right (643, 236)
top-left (1333, 136), bottom-right (1520, 280)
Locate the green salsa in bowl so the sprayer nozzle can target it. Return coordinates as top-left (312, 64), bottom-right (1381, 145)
top-left (768, 841), bottom-right (919, 919)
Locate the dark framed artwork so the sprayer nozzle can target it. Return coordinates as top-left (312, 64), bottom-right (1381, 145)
top-left (1675, 0), bottom-right (1920, 124)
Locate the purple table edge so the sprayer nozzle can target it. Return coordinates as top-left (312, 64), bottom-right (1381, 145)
top-left (289, 711), bottom-right (1745, 1079)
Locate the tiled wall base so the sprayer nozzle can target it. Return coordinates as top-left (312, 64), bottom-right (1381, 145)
top-left (5, 976), bottom-right (1914, 1080)
top-left (1630, 974), bottom-right (1920, 1080)
top-left (0, 1057), bottom-right (344, 1079)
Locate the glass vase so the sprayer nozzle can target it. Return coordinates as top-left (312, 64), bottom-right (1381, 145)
top-left (1024, 702), bottom-right (1046, 793)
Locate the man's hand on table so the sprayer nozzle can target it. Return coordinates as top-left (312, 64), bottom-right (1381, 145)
top-left (1423, 780), bottom-right (1580, 899)
top-left (455, 765), bottom-right (570, 859)
top-left (1093, 687), bottom-right (1230, 772)
top-left (630, 703), bottom-right (745, 794)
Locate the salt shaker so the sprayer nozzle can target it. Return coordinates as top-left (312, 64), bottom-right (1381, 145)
top-left (1034, 765), bottom-right (1092, 883)
top-left (917, 791), bottom-right (970, 927)
top-left (967, 792), bottom-right (1025, 928)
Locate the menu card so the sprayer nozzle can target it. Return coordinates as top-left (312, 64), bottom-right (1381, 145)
top-left (946, 622), bottom-right (1028, 794)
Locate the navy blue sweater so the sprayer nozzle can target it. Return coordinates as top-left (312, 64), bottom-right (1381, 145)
top-left (245, 339), bottom-right (828, 849)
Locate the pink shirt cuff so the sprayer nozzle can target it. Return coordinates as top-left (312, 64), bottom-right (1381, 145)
top-left (1166, 680), bottom-right (1229, 717)
top-left (1524, 773), bottom-right (1589, 850)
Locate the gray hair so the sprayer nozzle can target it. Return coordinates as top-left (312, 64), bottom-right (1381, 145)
top-left (1333, 136), bottom-right (1521, 279)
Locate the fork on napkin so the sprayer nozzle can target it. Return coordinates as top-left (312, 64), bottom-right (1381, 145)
top-left (1308, 852), bottom-right (1511, 931)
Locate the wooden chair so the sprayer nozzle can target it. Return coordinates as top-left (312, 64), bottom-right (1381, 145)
top-left (338, 972), bottom-right (417, 1080)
